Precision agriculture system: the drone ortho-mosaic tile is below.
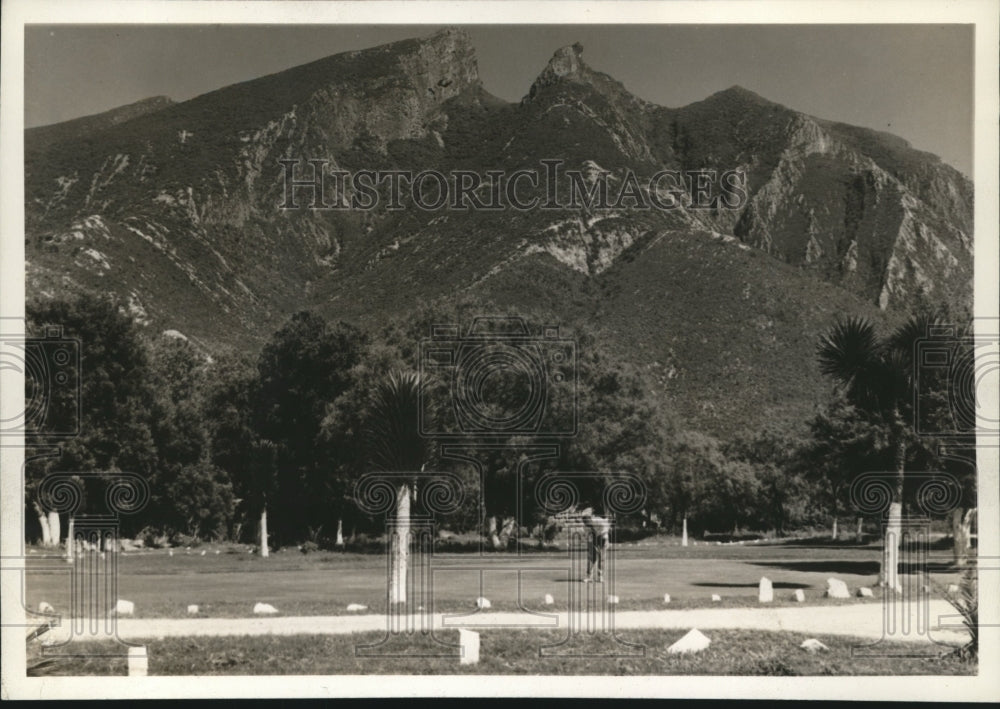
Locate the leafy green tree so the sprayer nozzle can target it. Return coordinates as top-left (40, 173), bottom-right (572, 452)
top-left (165, 461), bottom-right (236, 540)
top-left (725, 428), bottom-right (810, 536)
top-left (254, 312), bottom-right (365, 543)
top-left (801, 397), bottom-right (889, 540)
top-left (146, 335), bottom-right (237, 540)
top-left (201, 351), bottom-right (269, 546)
top-left (26, 294), bottom-right (157, 543)
top-left (663, 430), bottom-right (725, 543)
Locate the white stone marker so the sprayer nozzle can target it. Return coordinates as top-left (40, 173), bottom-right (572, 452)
top-left (38, 601), bottom-right (55, 614)
top-left (459, 629), bottom-right (480, 665)
top-left (346, 603), bottom-right (368, 612)
top-left (475, 597), bottom-right (491, 609)
top-left (544, 594), bottom-right (554, 605)
top-left (758, 577), bottom-right (774, 603)
top-left (663, 594), bottom-right (671, 604)
top-left (115, 599), bottom-right (135, 616)
top-left (607, 595), bottom-right (619, 604)
top-left (200, 550), bottom-right (206, 556)
top-left (187, 605), bottom-right (199, 615)
top-left (128, 646), bottom-right (148, 676)
top-left (667, 629), bottom-right (711, 654)
top-left (253, 602), bottom-right (278, 614)
top-left (825, 578), bottom-right (850, 599)
top-left (168, 550), bottom-right (174, 557)
top-left (792, 589), bottom-right (805, 602)
top-left (800, 638), bottom-right (829, 653)
top-left (857, 587), bottom-right (874, 598)
top-left (711, 594), bottom-right (721, 602)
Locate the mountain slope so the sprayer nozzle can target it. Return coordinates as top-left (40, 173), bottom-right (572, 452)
top-left (25, 96), bottom-right (175, 150)
top-left (23, 29), bottom-right (973, 435)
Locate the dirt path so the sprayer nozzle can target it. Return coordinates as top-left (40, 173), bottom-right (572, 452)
top-left (43, 600), bottom-right (968, 645)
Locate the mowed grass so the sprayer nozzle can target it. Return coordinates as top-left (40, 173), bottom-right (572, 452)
top-left (23, 538), bottom-right (966, 619)
top-left (30, 628), bottom-right (974, 676)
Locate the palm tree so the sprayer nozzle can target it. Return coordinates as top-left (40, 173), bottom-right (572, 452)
top-left (367, 371), bottom-right (435, 605)
top-left (816, 315), bottom-right (934, 592)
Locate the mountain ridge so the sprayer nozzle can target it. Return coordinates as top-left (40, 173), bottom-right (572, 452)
top-left (23, 28), bottom-right (973, 437)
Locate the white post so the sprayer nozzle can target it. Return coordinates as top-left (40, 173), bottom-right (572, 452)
top-left (681, 516), bottom-right (688, 547)
top-left (127, 646), bottom-right (148, 677)
top-left (459, 629), bottom-right (480, 665)
top-left (336, 518), bottom-right (345, 547)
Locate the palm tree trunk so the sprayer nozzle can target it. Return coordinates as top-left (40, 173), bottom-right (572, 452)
top-left (32, 500), bottom-right (51, 546)
top-left (390, 483), bottom-right (410, 605)
top-left (856, 516), bottom-right (864, 543)
top-left (951, 508), bottom-right (970, 566)
top-left (48, 511), bottom-right (61, 550)
top-left (882, 435), bottom-right (905, 593)
top-left (66, 516), bottom-right (75, 562)
top-left (487, 515), bottom-right (502, 550)
top-left (260, 506), bottom-right (269, 558)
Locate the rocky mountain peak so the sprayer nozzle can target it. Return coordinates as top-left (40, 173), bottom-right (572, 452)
top-left (410, 27), bottom-right (479, 81)
top-left (525, 42), bottom-right (645, 112)
top-left (546, 42), bottom-right (587, 79)
top-left (528, 42), bottom-right (596, 97)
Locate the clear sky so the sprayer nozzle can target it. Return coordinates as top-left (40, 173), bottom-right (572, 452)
top-left (24, 24), bottom-right (973, 176)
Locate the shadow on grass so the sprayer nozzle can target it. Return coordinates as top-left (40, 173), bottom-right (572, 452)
top-left (692, 581), bottom-right (811, 589)
top-left (750, 560), bottom-right (958, 575)
top-left (751, 560), bottom-right (880, 575)
top-left (773, 535), bottom-right (957, 552)
top-left (773, 538), bottom-right (874, 549)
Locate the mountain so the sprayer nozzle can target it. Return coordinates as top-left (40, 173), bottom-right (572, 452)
top-left (26, 96), bottom-right (175, 149)
top-left (23, 29), bottom-right (973, 437)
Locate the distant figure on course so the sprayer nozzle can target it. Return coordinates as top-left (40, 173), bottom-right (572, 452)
top-left (580, 508), bottom-right (611, 582)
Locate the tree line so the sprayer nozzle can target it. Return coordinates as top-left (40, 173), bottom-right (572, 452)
top-left (24, 293), bottom-right (976, 563)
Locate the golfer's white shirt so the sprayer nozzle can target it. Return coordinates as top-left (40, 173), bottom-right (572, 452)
top-left (584, 515), bottom-right (611, 544)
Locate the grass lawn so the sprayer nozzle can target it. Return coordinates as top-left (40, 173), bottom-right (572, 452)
top-left (23, 537), bottom-right (965, 619)
top-left (29, 628), bottom-right (975, 676)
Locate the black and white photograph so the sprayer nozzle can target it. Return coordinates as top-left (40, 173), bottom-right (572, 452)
top-left (1, 0), bottom-right (997, 701)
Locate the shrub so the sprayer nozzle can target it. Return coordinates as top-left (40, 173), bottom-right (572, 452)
top-left (943, 564), bottom-right (978, 661)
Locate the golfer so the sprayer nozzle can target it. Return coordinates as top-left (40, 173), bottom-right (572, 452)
top-left (581, 508), bottom-right (611, 582)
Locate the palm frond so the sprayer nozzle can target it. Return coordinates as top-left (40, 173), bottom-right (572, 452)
top-left (888, 312), bottom-right (946, 368)
top-left (367, 370), bottom-right (434, 472)
top-left (817, 317), bottom-right (881, 396)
